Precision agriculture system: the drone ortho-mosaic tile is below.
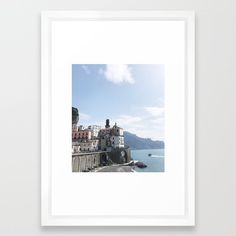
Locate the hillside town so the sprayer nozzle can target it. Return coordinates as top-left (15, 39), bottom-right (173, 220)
top-left (72, 109), bottom-right (125, 154)
top-left (72, 107), bottom-right (133, 172)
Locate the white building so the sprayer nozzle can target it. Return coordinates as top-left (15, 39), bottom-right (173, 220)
top-left (110, 135), bottom-right (124, 148)
top-left (72, 142), bottom-right (80, 153)
top-left (79, 140), bottom-right (99, 152)
top-left (88, 125), bottom-right (101, 138)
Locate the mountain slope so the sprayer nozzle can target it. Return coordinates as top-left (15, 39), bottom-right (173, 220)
top-left (124, 131), bottom-right (164, 150)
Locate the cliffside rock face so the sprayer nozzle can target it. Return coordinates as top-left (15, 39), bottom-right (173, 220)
top-left (72, 107), bottom-right (79, 125)
top-left (108, 147), bottom-right (131, 164)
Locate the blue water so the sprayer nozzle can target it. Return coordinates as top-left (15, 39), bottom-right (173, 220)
top-left (131, 149), bottom-right (165, 172)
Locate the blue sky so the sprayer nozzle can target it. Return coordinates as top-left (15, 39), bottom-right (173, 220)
top-left (72, 64), bottom-right (164, 140)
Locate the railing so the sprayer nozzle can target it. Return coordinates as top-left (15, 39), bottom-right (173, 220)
top-left (72, 150), bottom-right (110, 156)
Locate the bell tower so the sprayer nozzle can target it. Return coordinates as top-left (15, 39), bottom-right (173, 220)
top-left (105, 119), bottom-right (110, 128)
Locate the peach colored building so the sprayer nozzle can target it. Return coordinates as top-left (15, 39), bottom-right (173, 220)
top-left (72, 128), bottom-right (92, 140)
top-left (77, 130), bottom-right (92, 140)
top-left (72, 124), bottom-right (78, 139)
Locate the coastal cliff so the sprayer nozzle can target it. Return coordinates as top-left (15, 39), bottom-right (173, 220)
top-left (124, 131), bottom-right (164, 150)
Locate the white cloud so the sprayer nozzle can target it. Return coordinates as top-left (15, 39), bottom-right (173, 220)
top-left (115, 115), bottom-right (142, 126)
top-left (144, 107), bottom-right (164, 131)
top-left (100, 64), bottom-right (135, 84)
top-left (81, 65), bottom-right (90, 74)
top-left (111, 114), bottom-right (164, 140)
top-left (110, 108), bottom-right (165, 140)
top-left (145, 107), bottom-right (164, 116)
top-left (151, 117), bottom-right (164, 125)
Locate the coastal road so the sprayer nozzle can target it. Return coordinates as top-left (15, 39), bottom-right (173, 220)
top-left (96, 166), bottom-right (134, 172)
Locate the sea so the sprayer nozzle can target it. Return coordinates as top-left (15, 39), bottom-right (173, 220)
top-left (131, 149), bottom-right (165, 172)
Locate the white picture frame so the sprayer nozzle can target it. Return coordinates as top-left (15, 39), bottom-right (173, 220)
top-left (41, 11), bottom-right (195, 226)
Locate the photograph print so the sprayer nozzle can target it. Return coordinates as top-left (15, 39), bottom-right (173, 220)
top-left (72, 64), bottom-right (165, 172)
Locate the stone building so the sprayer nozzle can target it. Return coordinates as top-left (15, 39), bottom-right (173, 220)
top-left (111, 123), bottom-right (124, 136)
top-left (98, 120), bottom-right (125, 150)
top-left (99, 128), bottom-right (112, 136)
top-left (110, 135), bottom-right (124, 148)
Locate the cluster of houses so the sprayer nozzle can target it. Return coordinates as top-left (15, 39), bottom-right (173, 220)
top-left (72, 118), bottom-right (125, 154)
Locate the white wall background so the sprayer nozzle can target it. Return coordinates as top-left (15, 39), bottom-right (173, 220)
top-left (0, 0), bottom-right (235, 235)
